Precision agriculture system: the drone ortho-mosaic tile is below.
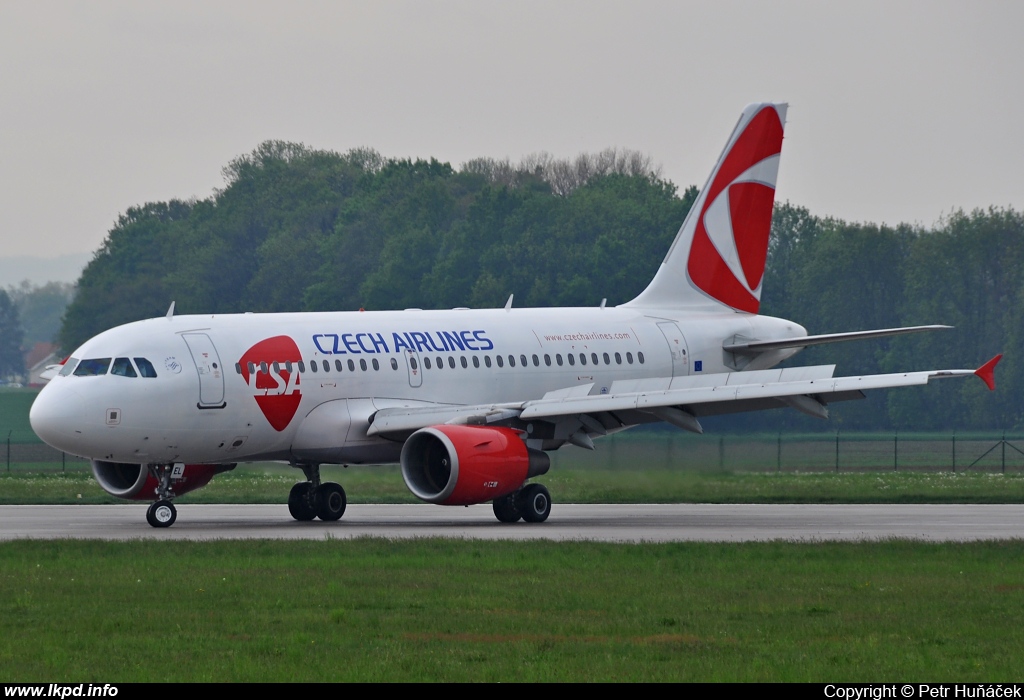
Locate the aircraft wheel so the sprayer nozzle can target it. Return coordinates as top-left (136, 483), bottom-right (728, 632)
top-left (518, 484), bottom-right (551, 523)
top-left (146, 500), bottom-right (177, 528)
top-left (315, 482), bottom-right (347, 521)
top-left (288, 482), bottom-right (317, 521)
top-left (492, 494), bottom-right (522, 523)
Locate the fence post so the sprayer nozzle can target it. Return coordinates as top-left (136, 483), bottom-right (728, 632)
top-left (952, 431), bottom-right (956, 473)
top-left (62, 451), bottom-right (66, 473)
top-left (777, 433), bottom-right (781, 472)
top-left (6, 431), bottom-right (10, 473)
top-left (718, 436), bottom-right (724, 470)
top-left (835, 431), bottom-right (839, 472)
top-left (1003, 432), bottom-right (1006, 474)
top-left (894, 431), bottom-right (898, 471)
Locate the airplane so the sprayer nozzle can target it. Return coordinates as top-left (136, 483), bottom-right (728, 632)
top-left (29, 102), bottom-right (1001, 528)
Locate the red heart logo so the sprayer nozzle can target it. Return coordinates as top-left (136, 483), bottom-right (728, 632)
top-left (238, 336), bottom-right (303, 431)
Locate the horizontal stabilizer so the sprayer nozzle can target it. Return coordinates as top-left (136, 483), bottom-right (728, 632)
top-left (723, 325), bottom-right (952, 355)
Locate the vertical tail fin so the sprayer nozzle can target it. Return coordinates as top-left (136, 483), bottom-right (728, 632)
top-left (625, 103), bottom-right (787, 312)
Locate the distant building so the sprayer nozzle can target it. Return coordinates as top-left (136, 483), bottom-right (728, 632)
top-left (25, 342), bottom-right (58, 387)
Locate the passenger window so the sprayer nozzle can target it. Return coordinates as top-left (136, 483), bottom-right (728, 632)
top-left (111, 358), bottom-right (137, 377)
top-left (135, 358), bottom-right (157, 378)
top-left (335, 360), bottom-right (343, 372)
top-left (449, 357), bottom-right (456, 369)
top-left (424, 357), bottom-right (432, 370)
top-left (298, 361), bottom-right (306, 373)
top-left (248, 362), bottom-right (256, 375)
top-left (348, 359), bottom-right (355, 372)
top-left (234, 363), bottom-right (242, 375)
top-left (567, 354), bottom-right (575, 366)
top-left (74, 358), bottom-right (111, 376)
top-left (410, 358), bottom-right (418, 370)
top-left (579, 353), bottom-right (587, 366)
top-left (615, 352), bottom-right (622, 365)
top-left (509, 355), bottom-right (516, 367)
top-left (436, 357), bottom-right (443, 370)
top-left (626, 353), bottom-right (633, 364)
top-left (557, 354), bottom-right (564, 366)
top-left (372, 358), bottom-right (380, 371)
top-left (544, 354), bottom-right (551, 367)
top-left (484, 356), bottom-right (491, 368)
top-left (391, 358), bottom-right (399, 370)
top-left (322, 360), bottom-right (330, 372)
top-left (460, 356), bottom-right (468, 369)
top-left (359, 359), bottom-right (367, 371)
top-left (603, 353), bottom-right (610, 365)
top-left (591, 353), bottom-right (599, 365)
top-left (520, 354), bottom-right (528, 367)
top-left (310, 361), bottom-right (317, 373)
top-left (473, 356), bottom-right (480, 368)
top-left (59, 358), bottom-right (79, 377)
top-left (638, 352), bottom-right (645, 364)
top-left (496, 355), bottom-right (504, 368)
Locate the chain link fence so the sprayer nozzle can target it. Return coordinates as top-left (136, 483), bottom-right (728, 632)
top-left (4, 429), bottom-right (1023, 474)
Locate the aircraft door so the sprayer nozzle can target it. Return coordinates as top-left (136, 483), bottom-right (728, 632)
top-left (404, 348), bottom-right (422, 388)
top-left (657, 322), bottom-right (690, 378)
top-left (182, 333), bottom-right (226, 408)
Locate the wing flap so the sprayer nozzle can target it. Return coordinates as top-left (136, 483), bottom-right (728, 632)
top-left (520, 367), bottom-right (976, 420)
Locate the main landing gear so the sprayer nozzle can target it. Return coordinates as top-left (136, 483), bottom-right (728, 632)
top-left (492, 483), bottom-right (551, 524)
top-left (146, 464), bottom-right (178, 528)
top-left (288, 463), bottom-right (347, 522)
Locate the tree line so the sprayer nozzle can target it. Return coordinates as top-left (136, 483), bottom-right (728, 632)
top-left (58, 141), bottom-right (1023, 431)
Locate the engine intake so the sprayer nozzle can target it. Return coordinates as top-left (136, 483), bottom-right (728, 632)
top-left (91, 460), bottom-right (235, 500)
top-left (400, 425), bottom-right (549, 505)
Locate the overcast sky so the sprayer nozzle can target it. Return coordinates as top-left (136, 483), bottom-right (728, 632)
top-left (2, 1), bottom-right (1021, 266)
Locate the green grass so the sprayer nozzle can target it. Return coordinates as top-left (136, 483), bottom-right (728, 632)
top-left (1, 538), bottom-right (1022, 681)
top-left (3, 467), bottom-right (1024, 505)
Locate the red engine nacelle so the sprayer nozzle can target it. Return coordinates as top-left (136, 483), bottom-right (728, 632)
top-left (400, 425), bottom-right (550, 506)
top-left (91, 460), bottom-right (235, 501)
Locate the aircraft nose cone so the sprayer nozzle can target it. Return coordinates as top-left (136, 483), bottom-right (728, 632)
top-left (30, 384), bottom-right (88, 453)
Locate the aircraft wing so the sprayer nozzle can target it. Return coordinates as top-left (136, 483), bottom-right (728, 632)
top-left (367, 356), bottom-right (1001, 439)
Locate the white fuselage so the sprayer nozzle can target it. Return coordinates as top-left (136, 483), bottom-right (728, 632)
top-left (29, 305), bottom-right (805, 467)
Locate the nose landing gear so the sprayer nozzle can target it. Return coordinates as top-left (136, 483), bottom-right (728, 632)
top-left (145, 464), bottom-right (179, 528)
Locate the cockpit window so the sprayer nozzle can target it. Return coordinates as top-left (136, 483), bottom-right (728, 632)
top-left (111, 358), bottom-right (138, 377)
top-left (134, 358), bottom-right (158, 378)
top-left (59, 358), bottom-right (79, 377)
top-left (74, 358), bottom-right (111, 376)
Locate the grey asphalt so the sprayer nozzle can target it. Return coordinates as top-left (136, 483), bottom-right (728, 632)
top-left (1, 503), bottom-right (1023, 542)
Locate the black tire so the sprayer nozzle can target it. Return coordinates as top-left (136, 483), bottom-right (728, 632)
top-left (315, 482), bottom-right (347, 521)
top-left (518, 484), bottom-right (551, 523)
top-left (288, 482), bottom-right (317, 521)
top-left (146, 500), bottom-right (177, 528)
top-left (492, 494), bottom-right (522, 523)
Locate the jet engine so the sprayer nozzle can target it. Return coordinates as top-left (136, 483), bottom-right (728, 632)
top-left (91, 460), bottom-right (236, 501)
top-left (400, 425), bottom-right (549, 505)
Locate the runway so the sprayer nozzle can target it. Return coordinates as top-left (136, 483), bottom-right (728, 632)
top-left (1, 503), bottom-right (1023, 541)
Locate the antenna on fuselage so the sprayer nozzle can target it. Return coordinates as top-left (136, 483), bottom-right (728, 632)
top-left (600, 298), bottom-right (607, 309)
top-left (166, 301), bottom-right (175, 319)
top-left (504, 294), bottom-right (514, 311)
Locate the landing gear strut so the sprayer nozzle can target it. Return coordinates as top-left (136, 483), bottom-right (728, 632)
top-left (145, 464), bottom-right (179, 528)
top-left (288, 463), bottom-right (347, 522)
top-left (492, 483), bottom-right (552, 524)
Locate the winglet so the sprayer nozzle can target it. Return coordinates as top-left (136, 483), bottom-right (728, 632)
top-left (165, 301), bottom-right (175, 319)
top-left (974, 354), bottom-right (1002, 391)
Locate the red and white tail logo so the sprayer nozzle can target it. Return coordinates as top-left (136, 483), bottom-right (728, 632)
top-left (626, 103), bottom-right (786, 313)
top-left (686, 106), bottom-right (784, 312)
